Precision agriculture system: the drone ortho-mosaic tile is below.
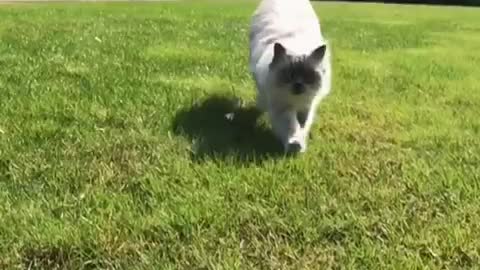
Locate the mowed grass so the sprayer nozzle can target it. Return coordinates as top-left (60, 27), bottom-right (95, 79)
top-left (1, 1), bottom-right (480, 269)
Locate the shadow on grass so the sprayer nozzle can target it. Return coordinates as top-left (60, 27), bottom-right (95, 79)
top-left (172, 95), bottom-right (284, 163)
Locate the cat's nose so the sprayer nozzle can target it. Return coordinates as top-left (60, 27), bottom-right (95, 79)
top-left (292, 82), bottom-right (305, 95)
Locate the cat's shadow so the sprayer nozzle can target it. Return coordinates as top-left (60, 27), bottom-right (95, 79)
top-left (172, 95), bottom-right (284, 163)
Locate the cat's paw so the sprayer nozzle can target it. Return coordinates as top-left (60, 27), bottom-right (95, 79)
top-left (284, 140), bottom-right (306, 155)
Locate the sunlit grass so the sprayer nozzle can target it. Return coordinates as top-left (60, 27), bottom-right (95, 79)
top-left (0, 1), bottom-right (479, 269)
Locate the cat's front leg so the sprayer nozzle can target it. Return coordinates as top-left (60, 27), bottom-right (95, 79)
top-left (295, 110), bottom-right (309, 146)
top-left (270, 109), bottom-right (305, 154)
top-left (294, 105), bottom-right (319, 150)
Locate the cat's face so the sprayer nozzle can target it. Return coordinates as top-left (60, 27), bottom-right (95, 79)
top-left (269, 43), bottom-right (326, 96)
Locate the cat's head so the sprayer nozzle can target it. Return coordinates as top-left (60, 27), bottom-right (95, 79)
top-left (269, 43), bottom-right (326, 96)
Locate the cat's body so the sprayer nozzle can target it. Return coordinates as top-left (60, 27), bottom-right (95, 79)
top-left (249, 0), bottom-right (331, 153)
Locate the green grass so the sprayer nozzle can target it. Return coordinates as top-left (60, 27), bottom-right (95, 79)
top-left (1, 1), bottom-right (480, 269)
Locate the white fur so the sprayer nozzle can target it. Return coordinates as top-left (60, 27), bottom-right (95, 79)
top-left (249, 0), bottom-right (332, 153)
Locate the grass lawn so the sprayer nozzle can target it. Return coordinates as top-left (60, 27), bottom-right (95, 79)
top-left (1, 1), bottom-right (480, 269)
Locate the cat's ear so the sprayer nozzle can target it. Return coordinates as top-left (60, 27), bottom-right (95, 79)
top-left (308, 45), bottom-right (327, 65)
top-left (271, 43), bottom-right (287, 66)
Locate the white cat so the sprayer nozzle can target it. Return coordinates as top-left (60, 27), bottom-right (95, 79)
top-left (249, 0), bottom-right (332, 154)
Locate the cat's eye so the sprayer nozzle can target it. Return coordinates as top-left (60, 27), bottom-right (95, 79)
top-left (303, 69), bottom-right (319, 85)
top-left (280, 69), bottom-right (294, 83)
